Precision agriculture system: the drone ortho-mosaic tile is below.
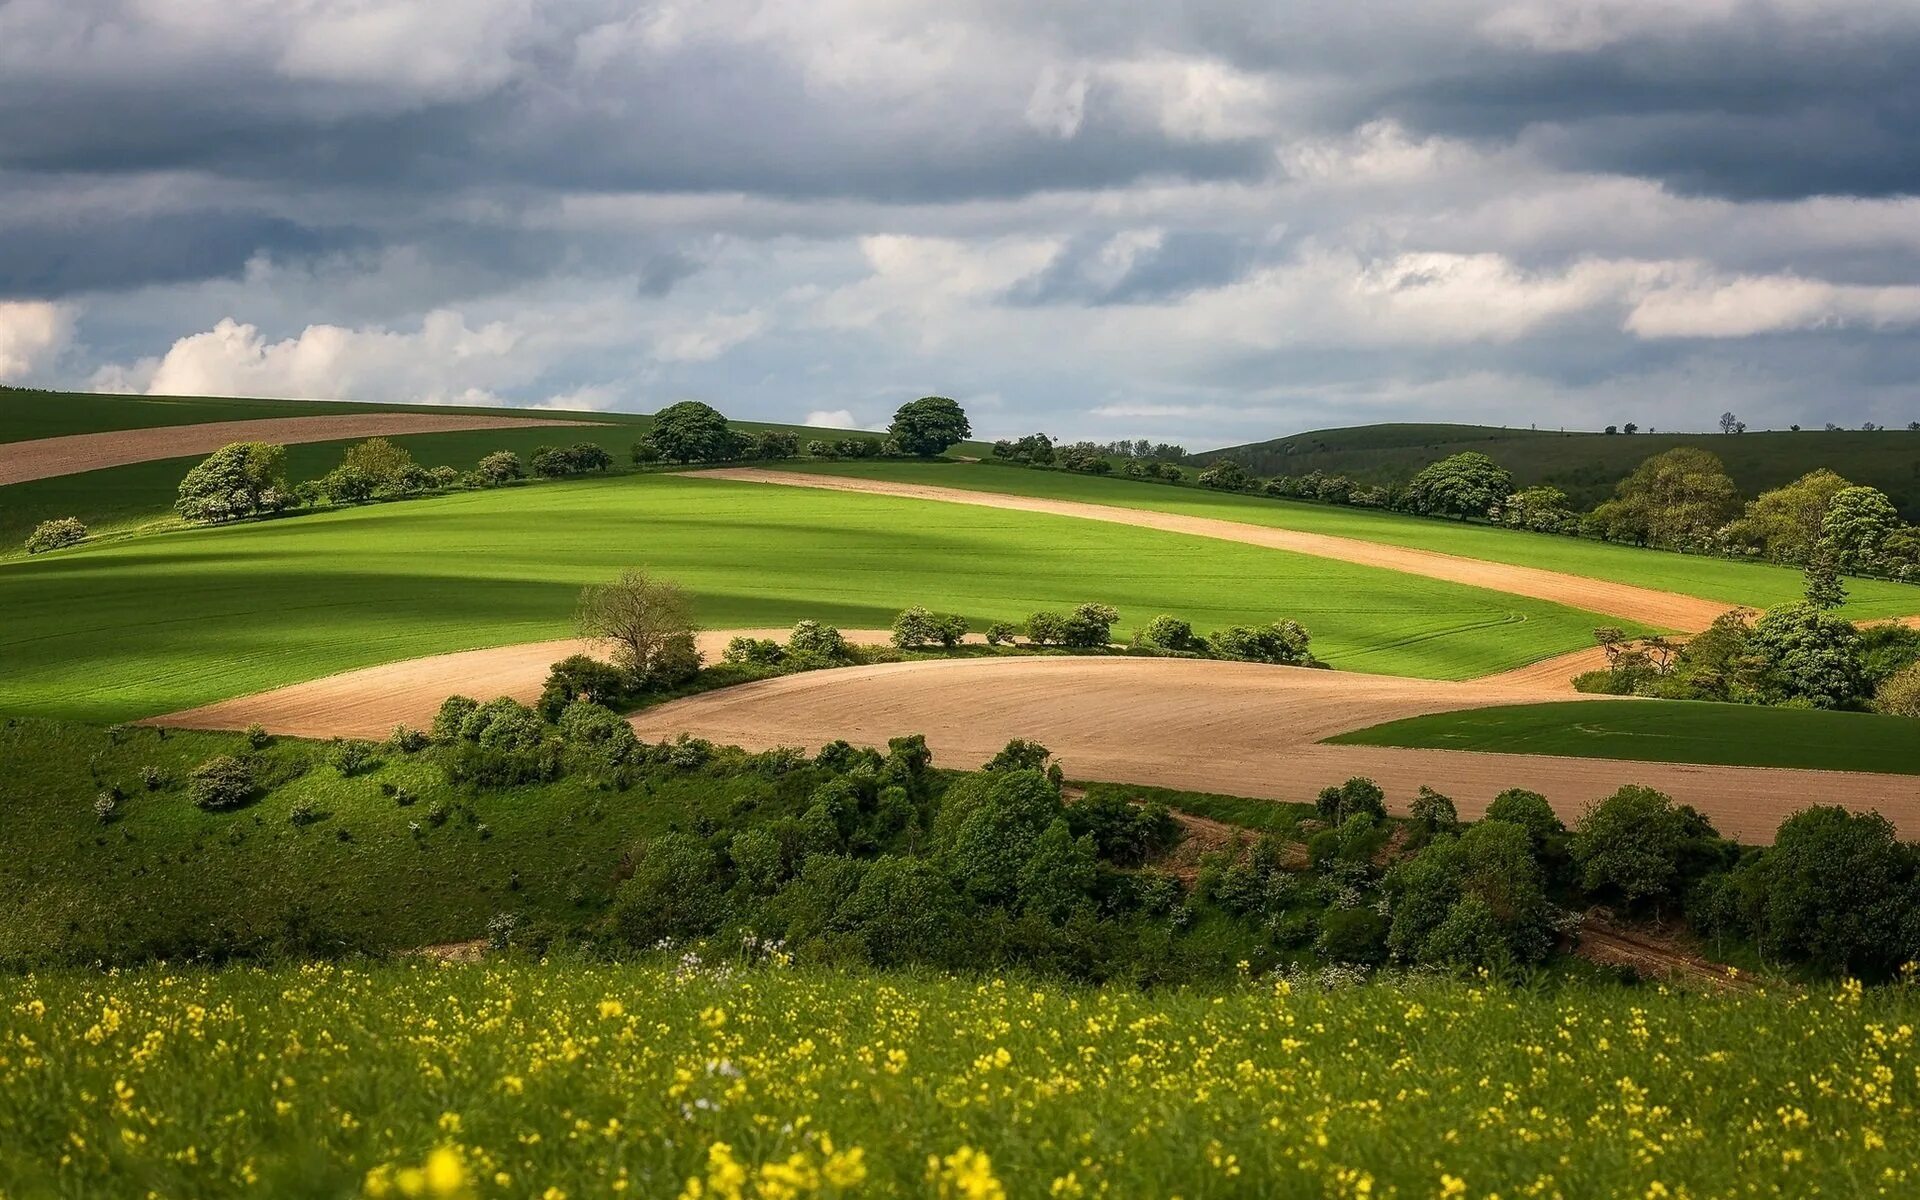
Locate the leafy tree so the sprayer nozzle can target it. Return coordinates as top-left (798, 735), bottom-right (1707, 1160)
top-left (1316, 908), bottom-right (1389, 965)
top-left (175, 442), bottom-right (292, 524)
top-left (983, 739), bottom-right (1055, 774)
top-left (476, 450), bottom-right (524, 485)
top-left (24, 517), bottom-right (86, 554)
top-left (576, 570), bottom-right (700, 687)
top-left (1747, 601), bottom-right (1866, 707)
top-left (992, 433), bottom-right (1055, 465)
top-left (891, 606), bottom-right (950, 649)
top-left (1025, 611), bottom-right (1069, 646)
top-left (835, 856), bottom-right (966, 965)
top-left (538, 654), bottom-right (630, 720)
top-left (1408, 785), bottom-right (1459, 835)
top-left (1316, 777), bottom-right (1385, 825)
top-left (1133, 615), bottom-right (1199, 653)
top-left (1404, 452), bottom-right (1513, 519)
top-left (1061, 603), bottom-right (1120, 648)
top-left (887, 396), bottom-right (971, 457)
top-left (1055, 442), bottom-right (1110, 473)
top-left (1571, 785), bottom-right (1722, 910)
top-left (1801, 553), bottom-right (1847, 611)
top-left (1726, 470), bottom-right (1850, 562)
top-left (188, 755), bottom-right (256, 811)
top-left (1501, 485), bottom-right (1575, 533)
top-left (341, 437), bottom-right (416, 490)
top-left (984, 621), bottom-right (1021, 646)
top-left (1196, 461), bottom-right (1251, 491)
top-left (1818, 485), bottom-right (1901, 573)
top-left (532, 443), bottom-right (614, 477)
top-left (786, 620), bottom-right (852, 661)
top-left (642, 401), bottom-right (733, 462)
top-left (318, 464), bottom-right (377, 503)
top-left (1386, 820), bottom-right (1553, 968)
top-left (935, 769), bottom-right (1064, 903)
top-left (1736, 807), bottom-right (1920, 978)
top-left (1878, 662), bottom-right (1920, 717)
top-left (613, 833), bottom-right (723, 945)
top-left (1016, 819), bottom-right (1100, 920)
top-left (751, 430), bottom-right (801, 459)
top-left (1586, 448), bottom-right (1739, 549)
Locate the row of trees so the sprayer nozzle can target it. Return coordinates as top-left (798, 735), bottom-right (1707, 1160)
top-left (631, 396), bottom-right (971, 464)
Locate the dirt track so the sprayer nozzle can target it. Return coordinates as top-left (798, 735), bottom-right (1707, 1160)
top-left (697, 468), bottom-right (1733, 631)
top-left (0, 413), bottom-right (606, 486)
top-left (630, 655), bottom-right (1920, 844)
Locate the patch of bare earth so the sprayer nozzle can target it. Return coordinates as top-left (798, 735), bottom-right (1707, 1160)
top-left (694, 468), bottom-right (1733, 631)
top-left (1572, 913), bottom-right (1756, 991)
top-left (0, 413), bottom-right (608, 486)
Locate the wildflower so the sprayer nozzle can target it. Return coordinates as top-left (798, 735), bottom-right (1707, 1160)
top-left (598, 998), bottom-right (624, 1020)
top-left (928, 1146), bottom-right (1006, 1200)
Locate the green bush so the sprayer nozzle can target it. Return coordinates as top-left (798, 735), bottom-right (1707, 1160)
top-left (613, 833), bottom-right (724, 946)
top-left (317, 464), bottom-right (377, 504)
top-left (1386, 821), bottom-right (1553, 969)
top-left (1208, 621), bottom-right (1313, 665)
top-left (1025, 611), bottom-right (1068, 646)
top-left (24, 517), bottom-right (87, 554)
top-left (1315, 777), bottom-right (1385, 825)
top-left (476, 451), bottom-right (524, 484)
top-left (1133, 615), bottom-right (1198, 654)
top-left (244, 723), bottom-right (271, 750)
top-left (189, 755), bottom-right (256, 812)
top-left (787, 620), bottom-right (851, 661)
top-left (174, 442), bottom-right (292, 524)
top-left (538, 654), bottom-right (631, 720)
top-left (1061, 603), bottom-right (1120, 648)
top-left (1572, 785), bottom-right (1727, 911)
top-left (984, 622), bottom-right (1021, 647)
top-left (1732, 806), bottom-right (1920, 978)
top-left (1316, 908), bottom-right (1388, 965)
top-left (723, 637), bottom-right (785, 666)
top-left (1408, 785), bottom-right (1459, 835)
top-left (327, 739), bottom-right (377, 777)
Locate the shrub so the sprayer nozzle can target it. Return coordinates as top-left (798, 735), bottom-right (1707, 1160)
top-left (984, 739), bottom-right (1054, 774)
top-left (805, 440), bottom-right (832, 457)
top-left (1731, 807), bottom-right (1920, 978)
top-left (1876, 662), bottom-right (1920, 717)
top-left (1315, 777), bottom-right (1385, 825)
top-left (94, 791), bottom-right (119, 824)
top-left (613, 833), bottom-right (724, 945)
top-left (532, 443), bottom-right (614, 477)
top-left (1386, 821), bottom-right (1553, 969)
top-left (1485, 788), bottom-right (1567, 857)
top-left (752, 430), bottom-right (801, 460)
top-left (317, 464), bottom-right (377, 504)
top-left (891, 607), bottom-right (965, 650)
top-left (1061, 603), bottom-right (1120, 648)
top-left (288, 799), bottom-right (320, 827)
top-left (1196, 461), bottom-right (1251, 491)
top-left (1408, 785), bottom-right (1459, 835)
top-left (141, 765), bottom-right (166, 790)
top-left (327, 738), bottom-right (377, 777)
top-left (1571, 785), bottom-right (1725, 911)
top-left (787, 620), bottom-right (851, 661)
top-left (538, 654), bottom-right (631, 721)
top-left (244, 723), bottom-right (271, 750)
top-left (427, 465), bottom-right (460, 489)
top-left (1133, 615), bottom-right (1198, 654)
top-left (558, 701), bottom-right (641, 784)
top-left (1066, 794), bottom-right (1180, 866)
top-left (984, 621), bottom-right (1021, 647)
top-left (1025, 611), bottom-right (1068, 646)
top-left (838, 856), bottom-right (968, 965)
top-left (437, 696), bottom-right (556, 787)
top-left (431, 696), bottom-right (479, 743)
top-left (1208, 621), bottom-right (1313, 665)
top-left (189, 755), bottom-right (256, 811)
top-left (25, 517), bottom-right (87, 554)
top-left (1316, 908), bottom-right (1388, 965)
top-left (476, 451), bottom-right (525, 485)
top-left (388, 725), bottom-right (428, 754)
top-left (723, 637), bottom-right (785, 666)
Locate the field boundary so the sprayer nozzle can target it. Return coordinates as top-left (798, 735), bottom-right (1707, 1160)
top-left (0, 413), bottom-right (610, 486)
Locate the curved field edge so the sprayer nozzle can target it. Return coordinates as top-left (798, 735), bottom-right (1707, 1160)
top-left (1329, 698), bottom-right (1920, 775)
top-left (4, 962), bottom-right (1918, 1198)
top-left (769, 459), bottom-right (1920, 620)
top-left (0, 472), bottom-right (1628, 723)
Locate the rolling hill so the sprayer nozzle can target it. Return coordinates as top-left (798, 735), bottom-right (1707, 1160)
top-left (1196, 422), bottom-right (1920, 518)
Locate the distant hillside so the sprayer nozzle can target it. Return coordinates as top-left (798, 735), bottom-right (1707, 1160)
top-left (1198, 423), bottom-right (1920, 519)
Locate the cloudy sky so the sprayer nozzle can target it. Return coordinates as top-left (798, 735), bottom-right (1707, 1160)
top-left (3, 1), bottom-right (1920, 446)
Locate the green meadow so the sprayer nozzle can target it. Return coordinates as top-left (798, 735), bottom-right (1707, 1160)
top-left (780, 460), bottom-right (1920, 620)
top-left (1331, 698), bottom-right (1920, 775)
top-left (0, 472), bottom-right (1624, 723)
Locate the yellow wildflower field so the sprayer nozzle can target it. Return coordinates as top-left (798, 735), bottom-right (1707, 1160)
top-left (1, 961), bottom-right (1916, 1197)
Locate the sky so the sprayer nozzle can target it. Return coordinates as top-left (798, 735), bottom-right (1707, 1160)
top-left (3, 1), bottom-right (1920, 448)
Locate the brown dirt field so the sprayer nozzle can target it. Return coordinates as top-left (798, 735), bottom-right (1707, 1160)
top-left (148, 630), bottom-right (905, 741)
top-left (0, 413), bottom-right (606, 486)
top-left (629, 654), bottom-right (1920, 844)
top-left (698, 467), bottom-right (1732, 631)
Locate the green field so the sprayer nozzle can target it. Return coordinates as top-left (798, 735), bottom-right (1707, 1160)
top-left (774, 459), bottom-right (1920, 620)
top-left (1199, 420), bottom-right (1920, 519)
top-left (6, 960), bottom-right (1915, 1198)
top-left (0, 390), bottom-right (994, 552)
top-left (0, 473), bottom-right (1625, 722)
top-left (1331, 698), bottom-right (1920, 775)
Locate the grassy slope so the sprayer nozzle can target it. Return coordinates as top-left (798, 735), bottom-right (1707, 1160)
top-left (0, 472), bottom-right (1624, 723)
top-left (0, 389), bottom-right (993, 549)
top-left (775, 459), bottom-right (1920, 620)
top-left (6, 962), bottom-right (1917, 1199)
top-left (1330, 698), bottom-right (1920, 775)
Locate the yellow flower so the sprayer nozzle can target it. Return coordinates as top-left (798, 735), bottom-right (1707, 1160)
top-left (598, 998), bottom-right (624, 1020)
top-left (1440, 1173), bottom-right (1468, 1197)
top-left (928, 1146), bottom-right (1006, 1200)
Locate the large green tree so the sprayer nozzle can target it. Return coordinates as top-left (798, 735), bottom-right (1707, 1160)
top-left (642, 401), bottom-right (734, 462)
top-left (174, 442), bottom-right (292, 524)
top-left (1404, 452), bottom-right (1512, 519)
top-left (1586, 448), bottom-right (1739, 549)
top-left (1818, 485), bottom-right (1902, 573)
top-left (1747, 601), bottom-right (1867, 707)
top-left (1726, 469), bottom-right (1852, 563)
top-left (887, 396), bottom-right (971, 456)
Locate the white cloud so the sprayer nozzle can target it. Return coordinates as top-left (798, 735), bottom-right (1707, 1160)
top-left (1101, 55), bottom-right (1278, 142)
top-left (1025, 64), bottom-right (1090, 139)
top-left (652, 310), bottom-right (765, 363)
top-left (0, 301), bottom-right (76, 381)
top-left (1626, 273), bottom-right (1920, 339)
top-left (90, 311), bottom-right (530, 404)
top-left (805, 409), bottom-right (856, 428)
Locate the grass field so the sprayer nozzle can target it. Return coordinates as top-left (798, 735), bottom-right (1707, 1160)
top-left (1331, 698), bottom-right (1920, 775)
top-left (5, 960), bottom-right (1916, 1198)
top-left (775, 459), bottom-right (1920, 620)
top-left (0, 473), bottom-right (1623, 722)
top-left (1198, 420), bottom-right (1920, 519)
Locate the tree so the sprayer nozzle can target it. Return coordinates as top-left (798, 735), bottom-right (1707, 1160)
top-left (1726, 470), bottom-right (1851, 563)
top-left (1718, 411), bottom-right (1739, 434)
top-left (24, 517), bottom-right (87, 554)
top-left (1385, 820), bottom-right (1553, 968)
top-left (1404, 452), bottom-right (1513, 519)
top-left (1801, 553), bottom-right (1847, 611)
top-left (1196, 461), bottom-right (1251, 491)
top-left (1206, 621), bottom-right (1312, 665)
top-left (786, 620), bottom-right (852, 661)
top-left (891, 606), bottom-right (946, 649)
top-left (1622, 422), bottom-right (1638, 434)
top-left (1315, 777), bottom-right (1385, 824)
top-left (1571, 785), bottom-right (1706, 910)
top-left (1586, 448), bottom-right (1739, 549)
top-left (1408, 785), bottom-right (1459, 835)
top-left (538, 654), bottom-right (630, 720)
top-left (1817, 485), bottom-right (1901, 573)
top-left (935, 769), bottom-right (1065, 903)
top-left (642, 401), bottom-right (733, 463)
top-left (1060, 603), bottom-right (1120, 648)
top-left (1876, 663), bottom-right (1920, 717)
top-left (1133, 615), bottom-right (1198, 654)
top-left (532, 443), bottom-right (614, 477)
top-left (752, 430), bottom-right (800, 460)
top-left (476, 450), bottom-right (524, 485)
top-left (1502, 485), bottom-right (1576, 533)
top-left (887, 396), bottom-right (971, 457)
top-left (613, 833), bottom-right (723, 945)
top-left (1747, 601), bottom-right (1866, 707)
top-left (318, 464), bottom-right (377, 503)
top-left (175, 442), bottom-right (292, 524)
top-left (993, 433), bottom-right (1055, 465)
top-left (576, 570), bottom-right (700, 686)
top-left (341, 437), bottom-right (415, 490)
top-left (1738, 807), bottom-right (1920, 978)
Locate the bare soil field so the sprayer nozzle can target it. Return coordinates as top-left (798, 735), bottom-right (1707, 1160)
top-left (629, 655), bottom-right (1920, 843)
top-left (0, 413), bottom-right (603, 485)
top-left (698, 468), bottom-right (1732, 631)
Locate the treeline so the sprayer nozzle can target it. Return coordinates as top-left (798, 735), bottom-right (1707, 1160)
top-left (1192, 448), bottom-right (1920, 582)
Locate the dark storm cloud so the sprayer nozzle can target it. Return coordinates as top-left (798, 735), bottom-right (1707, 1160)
top-left (1007, 232), bottom-right (1256, 306)
top-left (0, 213), bottom-right (358, 298)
